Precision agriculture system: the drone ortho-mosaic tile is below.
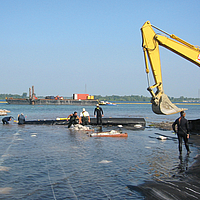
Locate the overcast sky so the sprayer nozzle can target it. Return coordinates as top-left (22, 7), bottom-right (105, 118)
top-left (0, 0), bottom-right (200, 98)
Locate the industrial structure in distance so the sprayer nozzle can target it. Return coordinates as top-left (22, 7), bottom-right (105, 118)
top-left (6, 86), bottom-right (98, 105)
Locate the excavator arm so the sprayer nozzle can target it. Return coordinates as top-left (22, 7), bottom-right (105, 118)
top-left (141, 21), bottom-right (200, 115)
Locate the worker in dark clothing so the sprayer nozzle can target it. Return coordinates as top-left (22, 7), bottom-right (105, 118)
top-left (67, 112), bottom-right (79, 128)
top-left (172, 111), bottom-right (191, 155)
top-left (2, 116), bottom-right (13, 124)
top-left (94, 104), bottom-right (104, 125)
top-left (18, 113), bottom-right (25, 125)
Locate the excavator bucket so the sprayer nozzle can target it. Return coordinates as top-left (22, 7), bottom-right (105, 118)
top-left (152, 93), bottom-right (187, 115)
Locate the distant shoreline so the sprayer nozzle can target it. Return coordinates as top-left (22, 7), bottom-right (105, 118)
top-left (116, 102), bottom-right (200, 105)
top-left (1, 94), bottom-right (200, 103)
top-left (2, 99), bottom-right (200, 106)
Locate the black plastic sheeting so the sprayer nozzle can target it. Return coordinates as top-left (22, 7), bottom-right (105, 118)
top-left (189, 119), bottom-right (200, 132)
top-left (24, 117), bottom-right (146, 129)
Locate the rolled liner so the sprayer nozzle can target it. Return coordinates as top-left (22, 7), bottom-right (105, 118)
top-left (91, 118), bottom-right (146, 128)
top-left (24, 117), bottom-right (146, 129)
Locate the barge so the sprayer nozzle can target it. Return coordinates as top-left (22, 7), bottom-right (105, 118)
top-left (6, 86), bottom-right (98, 105)
top-left (6, 98), bottom-right (98, 105)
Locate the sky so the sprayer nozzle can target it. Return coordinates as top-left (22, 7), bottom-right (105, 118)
top-left (0, 0), bottom-right (200, 98)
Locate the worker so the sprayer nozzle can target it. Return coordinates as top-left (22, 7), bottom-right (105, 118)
top-left (79, 108), bottom-right (90, 126)
top-left (18, 113), bottom-right (25, 125)
top-left (67, 111), bottom-right (79, 128)
top-left (2, 116), bottom-right (13, 124)
top-left (172, 111), bottom-right (191, 155)
top-left (94, 104), bottom-right (104, 125)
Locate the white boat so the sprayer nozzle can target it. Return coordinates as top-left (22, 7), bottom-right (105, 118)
top-left (105, 101), bottom-right (117, 106)
top-left (99, 101), bottom-right (106, 105)
top-left (99, 101), bottom-right (116, 106)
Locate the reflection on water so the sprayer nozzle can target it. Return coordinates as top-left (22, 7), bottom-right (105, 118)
top-left (0, 124), bottom-right (198, 199)
top-left (177, 155), bottom-right (189, 173)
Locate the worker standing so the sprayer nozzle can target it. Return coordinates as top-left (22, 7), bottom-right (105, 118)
top-left (172, 111), bottom-right (191, 155)
top-left (18, 113), bottom-right (25, 125)
top-left (94, 104), bottom-right (104, 125)
top-left (79, 108), bottom-right (90, 126)
top-left (67, 111), bottom-right (79, 128)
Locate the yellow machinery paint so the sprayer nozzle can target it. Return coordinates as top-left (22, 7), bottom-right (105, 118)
top-left (141, 21), bottom-right (200, 115)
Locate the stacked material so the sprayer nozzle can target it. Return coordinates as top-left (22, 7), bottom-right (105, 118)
top-left (70, 124), bottom-right (90, 130)
top-left (69, 124), bottom-right (93, 131)
top-left (0, 109), bottom-right (10, 116)
top-left (90, 130), bottom-right (128, 137)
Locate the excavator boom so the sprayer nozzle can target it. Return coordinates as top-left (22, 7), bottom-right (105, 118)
top-left (141, 21), bottom-right (200, 115)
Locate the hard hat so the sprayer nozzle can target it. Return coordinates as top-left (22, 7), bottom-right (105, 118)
top-left (83, 108), bottom-right (85, 111)
top-left (96, 104), bottom-right (99, 106)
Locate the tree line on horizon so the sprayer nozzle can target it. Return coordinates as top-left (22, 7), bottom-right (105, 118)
top-left (0, 93), bottom-right (199, 102)
top-left (94, 95), bottom-right (200, 102)
top-left (0, 93), bottom-right (28, 100)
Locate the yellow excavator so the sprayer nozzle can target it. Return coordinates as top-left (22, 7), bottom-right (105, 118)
top-left (141, 21), bottom-right (200, 115)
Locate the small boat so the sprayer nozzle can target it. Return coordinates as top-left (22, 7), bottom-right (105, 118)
top-left (105, 102), bottom-right (117, 106)
top-left (99, 101), bottom-right (107, 105)
top-left (99, 101), bottom-right (117, 106)
top-left (89, 130), bottom-right (128, 137)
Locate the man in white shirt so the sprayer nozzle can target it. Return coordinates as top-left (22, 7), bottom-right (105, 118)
top-left (79, 108), bottom-right (90, 125)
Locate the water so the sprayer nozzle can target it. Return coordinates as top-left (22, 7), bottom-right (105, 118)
top-left (0, 103), bottom-right (200, 199)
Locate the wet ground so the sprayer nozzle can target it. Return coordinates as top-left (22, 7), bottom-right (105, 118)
top-left (0, 123), bottom-right (199, 199)
top-left (130, 134), bottom-right (200, 200)
top-left (1, 103), bottom-right (200, 199)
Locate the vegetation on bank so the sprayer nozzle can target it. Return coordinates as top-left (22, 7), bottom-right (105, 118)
top-left (94, 95), bottom-right (200, 102)
top-left (0, 93), bottom-right (28, 100)
top-left (1, 93), bottom-right (200, 102)
top-left (94, 95), bottom-right (151, 102)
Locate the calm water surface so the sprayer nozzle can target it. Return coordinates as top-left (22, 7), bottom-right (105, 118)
top-left (0, 103), bottom-right (200, 199)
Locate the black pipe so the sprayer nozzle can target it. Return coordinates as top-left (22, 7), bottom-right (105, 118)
top-left (24, 117), bottom-right (146, 129)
